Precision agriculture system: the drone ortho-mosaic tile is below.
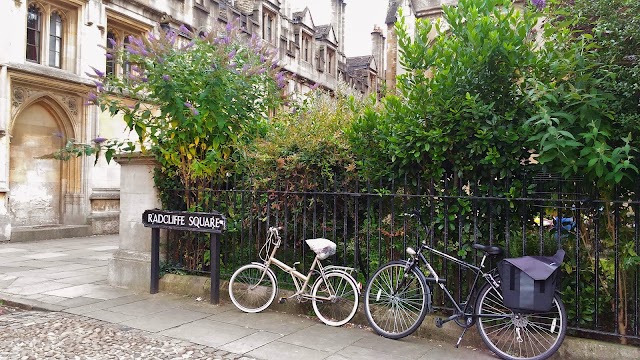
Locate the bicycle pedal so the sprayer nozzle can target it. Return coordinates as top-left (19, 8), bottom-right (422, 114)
top-left (435, 317), bottom-right (444, 328)
top-left (278, 297), bottom-right (287, 304)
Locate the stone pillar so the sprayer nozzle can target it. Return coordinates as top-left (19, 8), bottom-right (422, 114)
top-left (0, 65), bottom-right (9, 241)
top-left (386, 23), bottom-right (398, 92)
top-left (107, 153), bottom-right (161, 292)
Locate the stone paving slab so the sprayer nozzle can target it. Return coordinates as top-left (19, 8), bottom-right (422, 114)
top-left (278, 323), bottom-right (367, 353)
top-left (210, 309), bottom-right (317, 335)
top-left (246, 340), bottom-right (331, 360)
top-left (120, 307), bottom-right (212, 332)
top-left (160, 318), bottom-right (258, 348)
top-left (218, 331), bottom-right (283, 354)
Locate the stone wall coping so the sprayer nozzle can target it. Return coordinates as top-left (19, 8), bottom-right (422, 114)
top-left (89, 189), bottom-right (121, 200)
top-left (113, 152), bottom-right (159, 166)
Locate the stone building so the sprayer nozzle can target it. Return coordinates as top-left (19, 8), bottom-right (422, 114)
top-left (342, 26), bottom-right (386, 98)
top-left (0, 0), bottom-right (383, 242)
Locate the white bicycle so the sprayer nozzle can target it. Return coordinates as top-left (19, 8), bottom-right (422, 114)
top-left (228, 226), bottom-right (360, 326)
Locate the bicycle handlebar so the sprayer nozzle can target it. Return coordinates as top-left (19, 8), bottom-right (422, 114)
top-left (268, 226), bottom-right (283, 245)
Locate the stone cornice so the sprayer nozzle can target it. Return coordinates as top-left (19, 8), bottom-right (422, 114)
top-left (3, 62), bottom-right (94, 89)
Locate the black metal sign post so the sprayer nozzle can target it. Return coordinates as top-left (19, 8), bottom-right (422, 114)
top-left (142, 209), bottom-right (226, 304)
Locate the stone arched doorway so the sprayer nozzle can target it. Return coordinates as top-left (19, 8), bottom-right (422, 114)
top-left (9, 100), bottom-right (66, 226)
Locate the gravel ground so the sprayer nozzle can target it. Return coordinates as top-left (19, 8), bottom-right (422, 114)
top-left (0, 305), bottom-right (254, 360)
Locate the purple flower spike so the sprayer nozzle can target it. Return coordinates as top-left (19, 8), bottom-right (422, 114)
top-left (105, 53), bottom-right (113, 60)
top-left (94, 80), bottom-right (105, 92)
top-left (226, 22), bottom-right (233, 33)
top-left (184, 102), bottom-right (193, 109)
top-left (108, 38), bottom-right (117, 47)
top-left (530, 0), bottom-right (546, 10)
top-left (191, 108), bottom-right (199, 116)
top-left (162, 74), bottom-right (171, 81)
top-left (90, 66), bottom-right (105, 78)
top-left (87, 92), bottom-right (98, 104)
top-left (93, 136), bottom-right (107, 144)
top-left (179, 24), bottom-right (191, 34)
top-left (228, 49), bottom-right (237, 60)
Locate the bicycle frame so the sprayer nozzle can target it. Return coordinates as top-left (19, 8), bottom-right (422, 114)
top-left (408, 242), bottom-right (503, 322)
top-left (255, 232), bottom-right (337, 302)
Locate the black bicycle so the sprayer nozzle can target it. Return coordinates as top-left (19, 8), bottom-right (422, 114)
top-left (363, 212), bottom-right (567, 360)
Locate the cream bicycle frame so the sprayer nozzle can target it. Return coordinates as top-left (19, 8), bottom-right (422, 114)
top-left (255, 232), bottom-right (338, 302)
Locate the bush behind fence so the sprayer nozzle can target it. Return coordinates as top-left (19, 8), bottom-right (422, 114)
top-left (160, 172), bottom-right (640, 345)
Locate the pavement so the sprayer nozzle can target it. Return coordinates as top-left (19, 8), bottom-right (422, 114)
top-left (0, 235), bottom-right (495, 360)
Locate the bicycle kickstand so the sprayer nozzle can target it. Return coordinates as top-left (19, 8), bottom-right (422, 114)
top-left (455, 327), bottom-right (468, 348)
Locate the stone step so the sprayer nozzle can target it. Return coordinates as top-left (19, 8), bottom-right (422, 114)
top-left (10, 224), bottom-right (92, 242)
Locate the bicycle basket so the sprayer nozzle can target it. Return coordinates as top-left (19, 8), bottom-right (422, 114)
top-left (305, 238), bottom-right (336, 260)
top-left (497, 249), bottom-right (565, 313)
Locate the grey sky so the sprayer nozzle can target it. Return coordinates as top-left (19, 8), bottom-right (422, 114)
top-left (292, 0), bottom-right (388, 57)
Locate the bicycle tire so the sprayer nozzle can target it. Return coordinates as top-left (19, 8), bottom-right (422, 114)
top-left (475, 282), bottom-right (567, 360)
top-left (228, 263), bottom-right (277, 313)
top-left (311, 271), bottom-right (359, 326)
top-left (364, 261), bottom-right (429, 339)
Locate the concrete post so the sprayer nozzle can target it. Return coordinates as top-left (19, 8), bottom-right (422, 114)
top-left (107, 153), bottom-right (161, 292)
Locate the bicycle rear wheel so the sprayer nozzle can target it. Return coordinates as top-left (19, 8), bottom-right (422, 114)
top-left (228, 263), bottom-right (277, 313)
top-left (364, 261), bottom-right (429, 339)
top-left (475, 282), bottom-right (567, 360)
top-left (312, 271), bottom-right (359, 326)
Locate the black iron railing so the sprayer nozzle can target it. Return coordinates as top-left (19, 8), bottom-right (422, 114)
top-left (161, 173), bottom-right (639, 345)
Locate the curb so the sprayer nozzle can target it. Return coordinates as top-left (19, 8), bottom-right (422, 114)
top-left (0, 294), bottom-right (58, 312)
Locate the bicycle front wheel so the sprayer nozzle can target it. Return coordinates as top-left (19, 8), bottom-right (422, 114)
top-left (228, 264), bottom-right (277, 313)
top-left (475, 282), bottom-right (567, 360)
top-left (364, 261), bottom-right (429, 339)
top-left (312, 271), bottom-right (359, 326)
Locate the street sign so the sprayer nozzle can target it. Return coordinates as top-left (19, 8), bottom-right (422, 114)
top-left (142, 209), bottom-right (226, 233)
top-left (142, 209), bottom-right (227, 304)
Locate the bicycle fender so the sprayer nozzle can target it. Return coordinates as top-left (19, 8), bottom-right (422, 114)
top-left (250, 262), bottom-right (278, 289)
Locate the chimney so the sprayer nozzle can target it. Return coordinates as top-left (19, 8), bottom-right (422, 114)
top-left (331, 0), bottom-right (346, 56)
top-left (371, 25), bottom-right (385, 80)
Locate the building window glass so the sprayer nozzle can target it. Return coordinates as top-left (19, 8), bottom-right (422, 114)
top-left (263, 10), bottom-right (275, 43)
top-left (26, 4), bottom-right (42, 62)
top-left (49, 12), bottom-right (63, 68)
top-left (302, 34), bottom-right (311, 62)
top-left (106, 31), bottom-right (116, 76)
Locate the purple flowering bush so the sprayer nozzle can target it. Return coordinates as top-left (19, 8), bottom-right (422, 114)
top-left (84, 21), bottom-right (285, 188)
